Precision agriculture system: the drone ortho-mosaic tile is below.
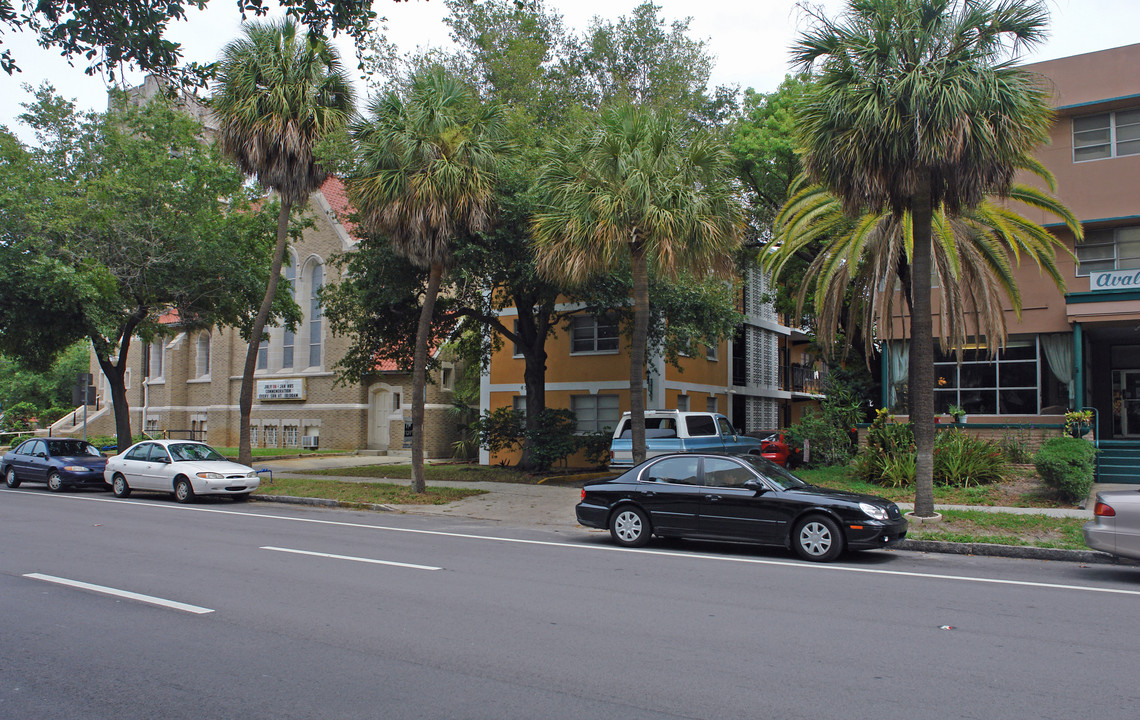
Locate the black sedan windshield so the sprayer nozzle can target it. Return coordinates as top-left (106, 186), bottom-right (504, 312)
top-left (736, 454), bottom-right (808, 490)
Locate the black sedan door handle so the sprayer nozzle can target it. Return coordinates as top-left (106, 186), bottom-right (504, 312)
top-left (706, 494), bottom-right (722, 501)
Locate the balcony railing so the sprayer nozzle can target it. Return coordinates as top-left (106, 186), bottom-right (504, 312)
top-left (731, 363), bottom-right (827, 394)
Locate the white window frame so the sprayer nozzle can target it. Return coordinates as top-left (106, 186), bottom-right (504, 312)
top-left (570, 394), bottom-right (620, 433)
top-left (570, 314), bottom-right (619, 355)
top-left (196, 333), bottom-right (211, 377)
top-left (1073, 108), bottom-right (1140, 162)
top-left (308, 262), bottom-right (324, 369)
top-left (1075, 225), bottom-right (1140, 276)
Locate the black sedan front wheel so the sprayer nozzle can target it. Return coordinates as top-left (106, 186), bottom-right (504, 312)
top-left (793, 515), bottom-right (843, 562)
top-left (609, 506), bottom-right (651, 548)
top-left (47, 471), bottom-right (64, 492)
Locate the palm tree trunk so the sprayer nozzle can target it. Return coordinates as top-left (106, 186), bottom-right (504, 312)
top-left (411, 263), bottom-right (444, 493)
top-left (630, 237), bottom-right (649, 464)
top-left (238, 199), bottom-right (292, 466)
top-left (910, 172), bottom-right (937, 518)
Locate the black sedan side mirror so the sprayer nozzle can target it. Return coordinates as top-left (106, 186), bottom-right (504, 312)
top-left (744, 478), bottom-right (767, 493)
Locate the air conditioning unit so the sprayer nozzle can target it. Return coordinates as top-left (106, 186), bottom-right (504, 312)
top-left (301, 435), bottom-right (319, 449)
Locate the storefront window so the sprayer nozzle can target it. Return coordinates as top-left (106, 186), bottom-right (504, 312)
top-left (933, 337), bottom-right (1042, 415)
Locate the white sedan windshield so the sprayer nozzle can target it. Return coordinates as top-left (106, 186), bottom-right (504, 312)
top-left (168, 444), bottom-right (226, 462)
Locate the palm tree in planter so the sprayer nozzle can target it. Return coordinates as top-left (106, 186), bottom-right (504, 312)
top-left (789, 0), bottom-right (1058, 518)
top-left (212, 18), bottom-right (355, 465)
top-left (532, 105), bottom-right (743, 464)
top-left (348, 67), bottom-right (507, 493)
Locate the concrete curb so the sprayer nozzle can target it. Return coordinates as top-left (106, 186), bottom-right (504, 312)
top-left (254, 494), bottom-right (397, 513)
top-left (898, 539), bottom-right (1123, 565)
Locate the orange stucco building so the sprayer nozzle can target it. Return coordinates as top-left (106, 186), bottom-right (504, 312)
top-left (479, 267), bottom-right (824, 466)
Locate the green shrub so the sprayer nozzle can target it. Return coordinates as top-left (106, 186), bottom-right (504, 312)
top-left (525, 409), bottom-right (578, 470)
top-left (933, 428), bottom-right (1009, 487)
top-left (1, 401), bottom-right (39, 431)
top-left (575, 431), bottom-right (611, 469)
top-left (853, 410), bottom-right (915, 485)
top-left (997, 428), bottom-right (1034, 464)
top-left (475, 407), bottom-right (584, 471)
top-left (1034, 437), bottom-right (1096, 503)
top-left (855, 412), bottom-right (1008, 488)
top-left (787, 379), bottom-right (864, 467)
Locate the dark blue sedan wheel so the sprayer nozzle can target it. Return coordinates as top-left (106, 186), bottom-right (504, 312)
top-left (610, 506), bottom-right (651, 548)
top-left (5, 467), bottom-right (19, 488)
top-left (47, 471), bottom-right (63, 492)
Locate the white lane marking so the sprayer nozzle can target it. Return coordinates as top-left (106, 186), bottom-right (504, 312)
top-left (261, 546), bottom-right (441, 570)
top-left (6, 488), bottom-right (1139, 598)
top-left (23, 573), bottom-right (214, 614)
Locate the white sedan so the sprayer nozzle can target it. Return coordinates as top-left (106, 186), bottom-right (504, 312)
top-left (105, 439), bottom-right (260, 503)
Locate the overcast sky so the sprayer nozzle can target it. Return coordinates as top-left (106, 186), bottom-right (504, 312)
top-left (3, 0), bottom-right (1139, 143)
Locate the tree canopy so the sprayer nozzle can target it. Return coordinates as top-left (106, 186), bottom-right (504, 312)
top-left (1, 0), bottom-right (380, 82)
top-left (1, 84), bottom-right (293, 449)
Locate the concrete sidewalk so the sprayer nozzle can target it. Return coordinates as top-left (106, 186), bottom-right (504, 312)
top-left (255, 455), bottom-right (1133, 562)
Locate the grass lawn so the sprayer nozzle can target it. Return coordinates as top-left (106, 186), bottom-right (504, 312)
top-left (906, 510), bottom-right (1088, 550)
top-left (295, 463), bottom-right (546, 484)
top-left (795, 465), bottom-right (1089, 550)
top-left (795, 465), bottom-right (1075, 508)
top-left (253, 477), bottom-right (486, 506)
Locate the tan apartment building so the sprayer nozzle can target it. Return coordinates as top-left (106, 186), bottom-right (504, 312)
top-left (882, 43), bottom-right (1140, 481)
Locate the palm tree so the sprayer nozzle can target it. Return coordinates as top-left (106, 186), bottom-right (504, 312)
top-left (767, 167), bottom-right (1082, 365)
top-left (789, 0), bottom-right (1057, 518)
top-left (532, 105), bottom-right (742, 463)
top-left (212, 18), bottom-right (355, 466)
top-left (348, 67), bottom-right (506, 494)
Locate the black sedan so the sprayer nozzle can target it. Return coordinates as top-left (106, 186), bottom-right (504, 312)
top-left (576, 453), bottom-right (907, 562)
top-left (2, 437), bottom-right (109, 492)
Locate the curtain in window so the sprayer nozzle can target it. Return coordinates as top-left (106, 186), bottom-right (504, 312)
top-left (1041, 333), bottom-right (1075, 407)
top-left (888, 340), bottom-right (909, 409)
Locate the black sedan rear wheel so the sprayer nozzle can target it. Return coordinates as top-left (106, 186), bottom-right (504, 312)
top-left (5, 467), bottom-right (20, 488)
top-left (793, 515), bottom-right (843, 562)
top-left (609, 506), bottom-right (651, 548)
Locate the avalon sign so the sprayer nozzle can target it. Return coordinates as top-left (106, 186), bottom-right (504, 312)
top-left (256, 379), bottom-right (305, 401)
top-left (1090, 269), bottom-right (1140, 291)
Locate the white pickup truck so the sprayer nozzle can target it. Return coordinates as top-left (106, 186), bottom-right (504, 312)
top-left (608, 410), bottom-right (765, 468)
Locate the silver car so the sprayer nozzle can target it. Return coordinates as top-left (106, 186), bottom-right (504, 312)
top-left (104, 439), bottom-right (260, 503)
top-left (1083, 489), bottom-right (1140, 561)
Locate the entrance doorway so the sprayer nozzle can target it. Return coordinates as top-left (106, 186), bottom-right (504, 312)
top-left (1112, 369), bottom-right (1140, 437)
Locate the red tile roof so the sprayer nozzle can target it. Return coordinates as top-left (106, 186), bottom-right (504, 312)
top-left (320, 176), bottom-right (360, 240)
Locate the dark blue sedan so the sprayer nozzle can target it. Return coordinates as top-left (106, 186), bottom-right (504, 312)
top-left (2, 437), bottom-right (109, 492)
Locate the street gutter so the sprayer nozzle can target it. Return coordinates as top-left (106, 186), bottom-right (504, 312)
top-left (249, 494), bottom-right (1130, 565)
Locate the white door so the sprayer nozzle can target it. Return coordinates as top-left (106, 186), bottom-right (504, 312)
top-left (369, 387), bottom-right (391, 451)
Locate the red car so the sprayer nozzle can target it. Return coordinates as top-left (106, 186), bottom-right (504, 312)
top-left (757, 431), bottom-right (799, 467)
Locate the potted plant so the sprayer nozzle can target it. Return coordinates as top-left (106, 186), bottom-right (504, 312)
top-left (1064, 410), bottom-right (1093, 438)
top-left (948, 404), bottom-right (967, 423)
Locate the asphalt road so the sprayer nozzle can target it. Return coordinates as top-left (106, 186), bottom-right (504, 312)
top-left (3, 486), bottom-right (1139, 720)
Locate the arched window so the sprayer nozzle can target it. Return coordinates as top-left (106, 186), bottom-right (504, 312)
top-left (308, 262), bottom-right (323, 368)
top-left (196, 333), bottom-right (211, 377)
top-left (282, 250), bottom-right (296, 369)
